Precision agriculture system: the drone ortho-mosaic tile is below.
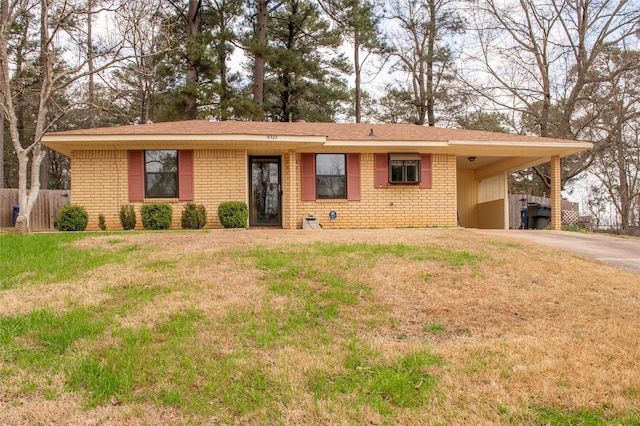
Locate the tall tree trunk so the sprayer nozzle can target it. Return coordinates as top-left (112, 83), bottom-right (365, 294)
top-left (637, 191), bottom-right (640, 228)
top-left (615, 133), bottom-right (630, 232)
top-left (36, 1), bottom-right (50, 192)
top-left (13, 0), bottom-right (49, 233)
top-left (185, 0), bottom-right (201, 120)
top-left (354, 27), bottom-right (361, 123)
top-left (413, 72), bottom-right (426, 125)
top-left (252, 0), bottom-right (268, 120)
top-left (39, 149), bottom-right (49, 190)
top-left (0, 99), bottom-right (3, 188)
top-left (88, 0), bottom-right (95, 127)
top-left (426, 0), bottom-right (436, 127)
top-left (219, 48), bottom-right (229, 121)
top-left (0, 0), bottom-right (4, 188)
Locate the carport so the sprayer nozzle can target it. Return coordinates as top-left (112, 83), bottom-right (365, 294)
top-left (455, 138), bottom-right (592, 230)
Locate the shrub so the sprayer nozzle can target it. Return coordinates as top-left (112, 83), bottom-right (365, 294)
top-left (217, 201), bottom-right (248, 229)
top-left (56, 204), bottom-right (89, 231)
top-left (181, 202), bottom-right (207, 229)
top-left (98, 213), bottom-right (107, 231)
top-left (119, 205), bottom-right (136, 230)
top-left (140, 203), bottom-right (173, 230)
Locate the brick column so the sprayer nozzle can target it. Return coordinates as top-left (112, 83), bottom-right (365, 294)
top-left (286, 150), bottom-right (297, 229)
top-left (550, 155), bottom-right (562, 230)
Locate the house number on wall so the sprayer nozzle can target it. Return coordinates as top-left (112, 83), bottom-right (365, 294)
top-left (267, 135), bottom-right (278, 139)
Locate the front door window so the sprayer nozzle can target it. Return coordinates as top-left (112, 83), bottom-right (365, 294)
top-left (250, 157), bottom-right (281, 227)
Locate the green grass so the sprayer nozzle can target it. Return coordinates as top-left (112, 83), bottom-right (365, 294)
top-left (423, 321), bottom-right (449, 336)
top-left (534, 406), bottom-right (640, 425)
top-left (104, 284), bottom-right (172, 314)
top-left (0, 233), bottom-right (138, 289)
top-left (6, 233), bottom-right (638, 424)
top-left (0, 308), bottom-right (109, 369)
top-left (67, 307), bottom-right (285, 416)
top-left (308, 342), bottom-right (441, 415)
top-left (68, 309), bottom-right (208, 407)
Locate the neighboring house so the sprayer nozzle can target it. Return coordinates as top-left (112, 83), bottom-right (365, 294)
top-left (42, 120), bottom-right (592, 231)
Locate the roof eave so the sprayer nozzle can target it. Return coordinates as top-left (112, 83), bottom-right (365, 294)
top-left (41, 134), bottom-right (329, 157)
top-left (41, 133), bottom-right (594, 159)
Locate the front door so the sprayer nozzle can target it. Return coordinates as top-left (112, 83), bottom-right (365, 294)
top-left (249, 157), bottom-right (282, 227)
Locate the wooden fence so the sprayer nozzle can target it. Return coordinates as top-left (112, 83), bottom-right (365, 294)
top-left (0, 189), bottom-right (70, 229)
top-left (509, 194), bottom-right (579, 229)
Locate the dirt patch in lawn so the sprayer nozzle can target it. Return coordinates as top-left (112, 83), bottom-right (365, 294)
top-left (2, 228), bottom-right (639, 425)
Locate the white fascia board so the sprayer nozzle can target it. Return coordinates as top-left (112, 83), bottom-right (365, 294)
top-left (449, 139), bottom-right (593, 149)
top-left (41, 134), bottom-right (328, 143)
top-left (323, 140), bottom-right (449, 147)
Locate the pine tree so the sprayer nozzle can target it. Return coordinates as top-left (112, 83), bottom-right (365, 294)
top-left (263, 0), bottom-right (350, 122)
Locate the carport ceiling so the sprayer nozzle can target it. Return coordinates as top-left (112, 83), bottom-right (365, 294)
top-left (457, 156), bottom-right (511, 170)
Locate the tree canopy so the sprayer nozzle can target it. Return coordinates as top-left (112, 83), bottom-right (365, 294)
top-left (1, 0), bottom-right (639, 232)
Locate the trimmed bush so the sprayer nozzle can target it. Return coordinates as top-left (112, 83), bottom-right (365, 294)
top-left (56, 204), bottom-right (89, 231)
top-left (119, 205), bottom-right (136, 230)
top-left (140, 203), bottom-right (173, 230)
top-left (181, 202), bottom-right (207, 229)
top-left (217, 201), bottom-right (248, 229)
top-left (98, 213), bottom-right (107, 231)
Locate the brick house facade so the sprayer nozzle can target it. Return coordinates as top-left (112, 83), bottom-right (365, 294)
top-left (42, 121), bottom-right (592, 231)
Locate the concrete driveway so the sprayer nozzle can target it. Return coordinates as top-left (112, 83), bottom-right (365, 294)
top-left (472, 229), bottom-right (640, 274)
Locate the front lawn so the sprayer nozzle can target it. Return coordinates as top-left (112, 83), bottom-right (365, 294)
top-left (0, 229), bottom-right (638, 424)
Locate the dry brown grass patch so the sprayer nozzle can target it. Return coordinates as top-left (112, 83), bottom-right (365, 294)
top-left (2, 229), bottom-right (640, 424)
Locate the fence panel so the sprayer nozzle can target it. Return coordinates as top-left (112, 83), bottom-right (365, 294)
top-left (1, 189), bottom-right (70, 229)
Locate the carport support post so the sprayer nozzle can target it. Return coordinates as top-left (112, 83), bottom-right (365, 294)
top-left (551, 155), bottom-right (562, 230)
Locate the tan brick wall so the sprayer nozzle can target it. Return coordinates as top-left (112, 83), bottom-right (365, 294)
top-left (72, 149), bottom-right (456, 231)
top-left (290, 153), bottom-right (458, 229)
top-left (71, 150), bottom-right (128, 231)
top-left (71, 149), bottom-right (247, 231)
top-left (194, 149), bottom-right (247, 228)
top-left (282, 150), bottom-right (297, 230)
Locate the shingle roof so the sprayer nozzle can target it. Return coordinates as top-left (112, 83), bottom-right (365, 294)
top-left (46, 120), bottom-right (578, 144)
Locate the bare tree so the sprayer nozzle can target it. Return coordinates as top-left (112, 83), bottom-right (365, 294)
top-left (0, 0), bottom-right (128, 233)
top-left (587, 50), bottom-right (640, 232)
top-left (464, 0), bottom-right (640, 188)
top-left (372, 84), bottom-right (418, 124)
top-left (113, 0), bottom-right (172, 124)
top-left (386, 0), bottom-right (463, 126)
top-left (318, 0), bottom-right (386, 123)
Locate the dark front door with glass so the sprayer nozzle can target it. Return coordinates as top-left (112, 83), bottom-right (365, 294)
top-left (249, 157), bottom-right (282, 227)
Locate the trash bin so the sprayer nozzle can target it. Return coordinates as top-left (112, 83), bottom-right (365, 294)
top-left (527, 202), bottom-right (551, 229)
top-left (12, 205), bottom-right (19, 226)
top-left (520, 206), bottom-right (528, 229)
